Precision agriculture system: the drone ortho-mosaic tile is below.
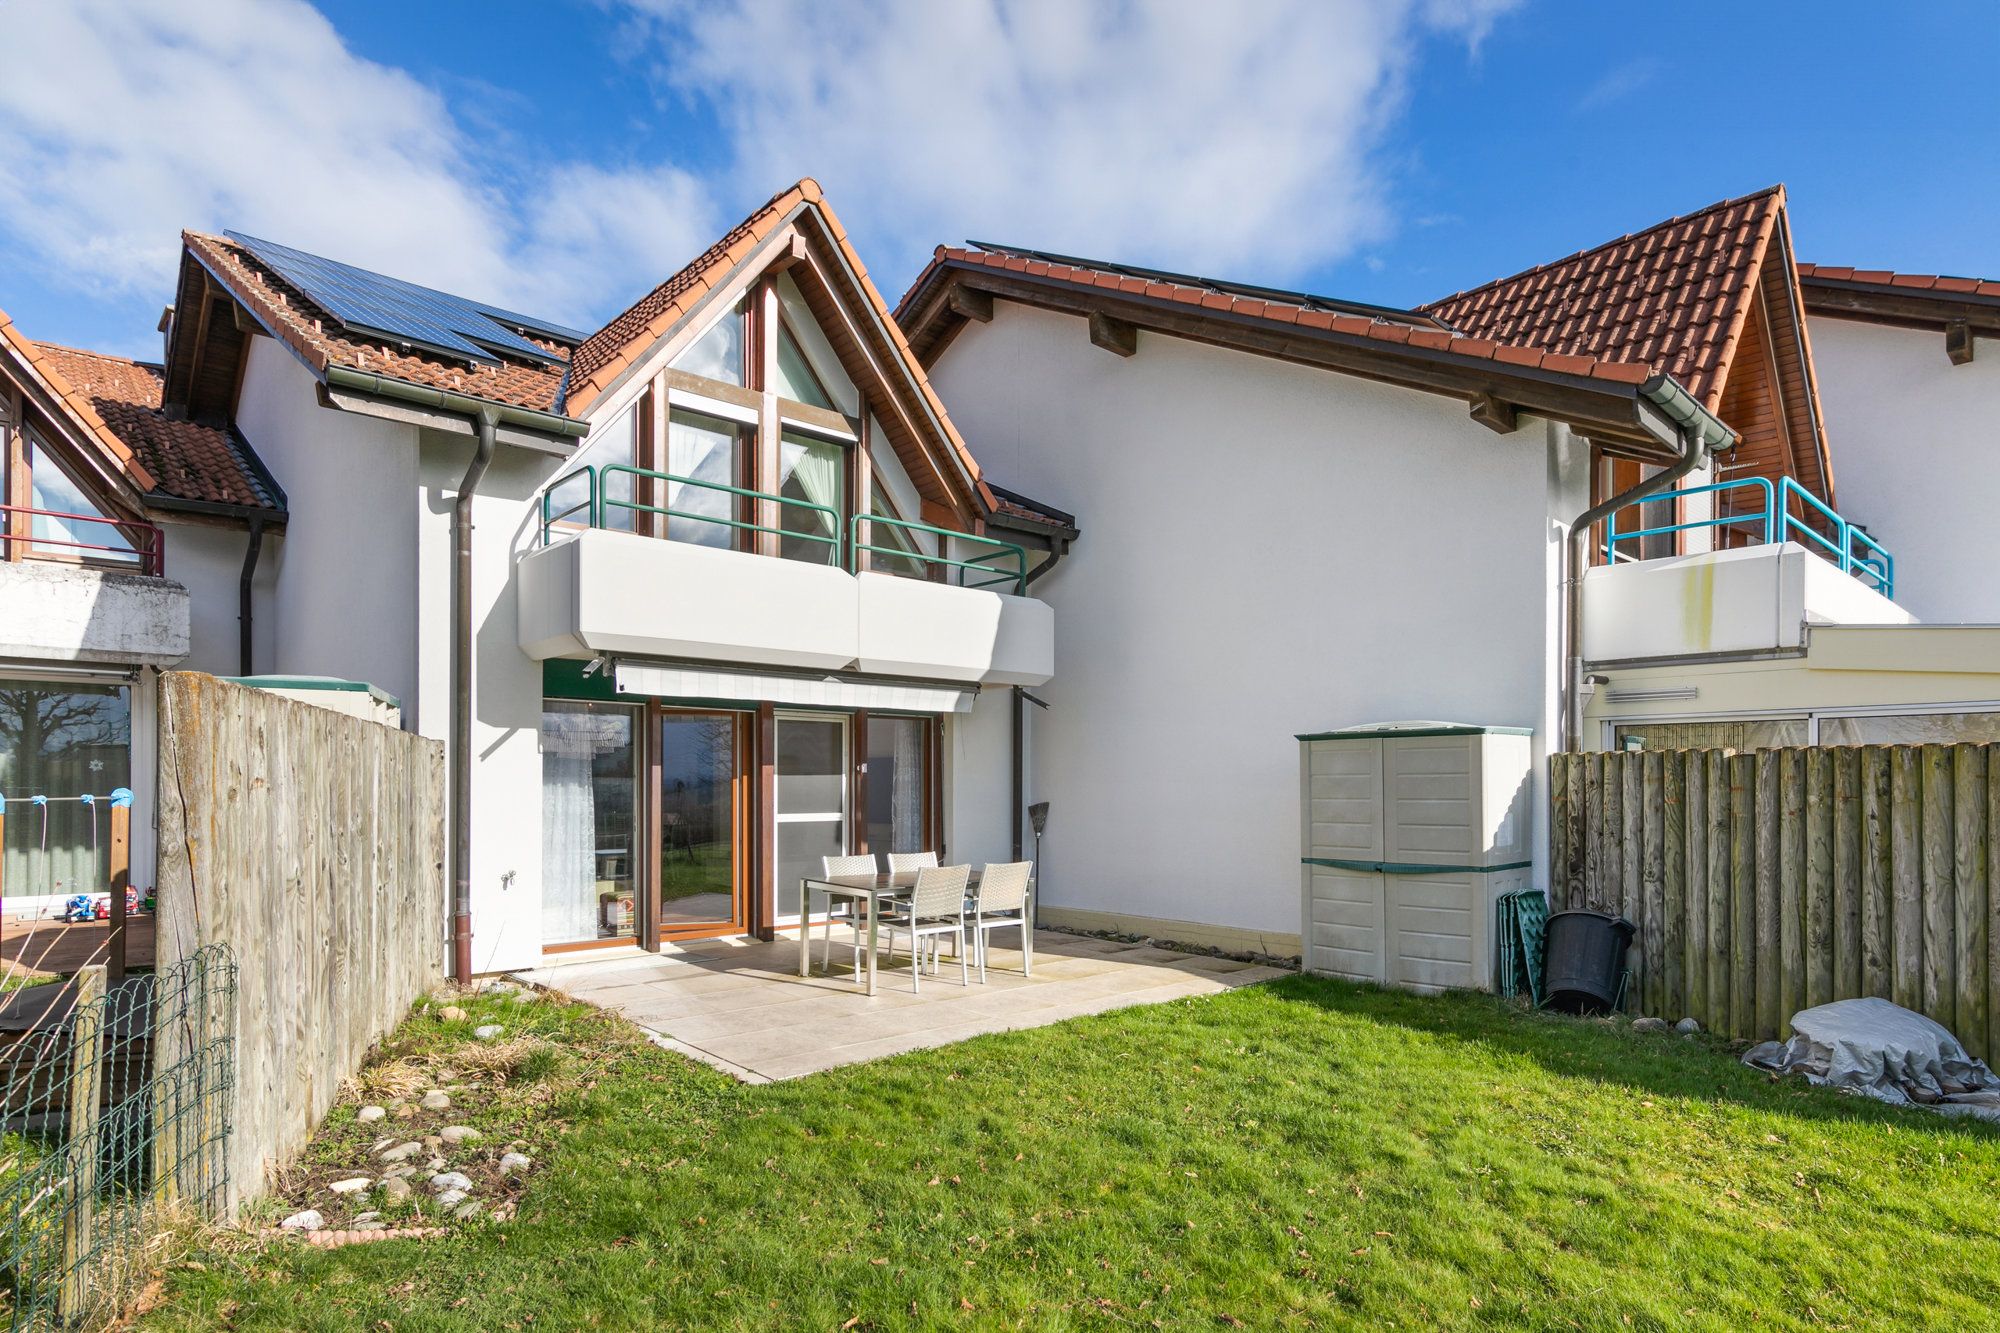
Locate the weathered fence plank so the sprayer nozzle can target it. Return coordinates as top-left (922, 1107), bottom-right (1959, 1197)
top-left (1550, 741), bottom-right (2000, 1064)
top-left (155, 672), bottom-right (445, 1211)
top-left (1954, 744), bottom-right (1988, 1059)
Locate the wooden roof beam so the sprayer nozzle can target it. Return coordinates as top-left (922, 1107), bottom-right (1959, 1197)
top-left (1947, 319), bottom-right (1976, 366)
top-left (947, 286), bottom-right (992, 323)
top-left (1088, 312), bottom-right (1137, 358)
top-left (1469, 392), bottom-right (1518, 434)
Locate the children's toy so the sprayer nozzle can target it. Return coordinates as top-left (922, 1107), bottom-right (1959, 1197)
top-left (61, 893), bottom-right (96, 923)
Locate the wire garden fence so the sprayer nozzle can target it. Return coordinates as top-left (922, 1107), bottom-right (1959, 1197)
top-left (0, 945), bottom-right (235, 1330)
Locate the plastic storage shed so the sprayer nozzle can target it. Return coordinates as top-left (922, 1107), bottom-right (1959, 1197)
top-left (1299, 722), bottom-right (1533, 993)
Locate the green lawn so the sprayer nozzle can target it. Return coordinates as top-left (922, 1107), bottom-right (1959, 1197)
top-left (149, 975), bottom-right (2000, 1331)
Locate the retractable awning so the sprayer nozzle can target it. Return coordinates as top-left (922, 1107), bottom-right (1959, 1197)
top-left (612, 662), bottom-right (976, 714)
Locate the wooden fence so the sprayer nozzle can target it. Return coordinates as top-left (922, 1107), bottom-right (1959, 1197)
top-left (1551, 745), bottom-right (2000, 1064)
top-left (153, 672), bottom-right (445, 1209)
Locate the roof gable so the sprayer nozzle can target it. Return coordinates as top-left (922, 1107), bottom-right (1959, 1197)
top-left (1420, 186), bottom-right (1786, 413)
top-left (567, 180), bottom-right (997, 521)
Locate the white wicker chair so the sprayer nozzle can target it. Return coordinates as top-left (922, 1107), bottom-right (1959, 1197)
top-left (819, 854), bottom-right (878, 975)
top-left (878, 864), bottom-right (971, 993)
top-left (885, 851), bottom-right (938, 873)
top-left (967, 862), bottom-right (1034, 982)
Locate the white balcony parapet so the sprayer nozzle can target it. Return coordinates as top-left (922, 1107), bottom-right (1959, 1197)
top-left (517, 529), bottom-right (1054, 686)
top-left (1583, 542), bottom-right (1915, 665)
top-left (0, 560), bottom-right (190, 666)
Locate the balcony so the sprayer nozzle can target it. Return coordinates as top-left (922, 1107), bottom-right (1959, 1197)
top-left (0, 506), bottom-right (188, 666)
top-left (1586, 479), bottom-right (1910, 664)
top-left (515, 465), bottom-right (1054, 686)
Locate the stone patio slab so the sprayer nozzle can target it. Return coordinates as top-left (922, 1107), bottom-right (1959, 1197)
top-left (515, 929), bottom-right (1283, 1081)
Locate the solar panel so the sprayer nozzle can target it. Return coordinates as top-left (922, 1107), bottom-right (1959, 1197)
top-left (225, 231), bottom-right (586, 368)
top-left (965, 240), bottom-right (1442, 328)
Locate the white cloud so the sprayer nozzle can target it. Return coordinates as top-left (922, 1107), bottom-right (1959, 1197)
top-left (0, 0), bottom-right (719, 328)
top-left (1575, 58), bottom-right (1661, 113)
top-left (629, 0), bottom-right (1521, 286)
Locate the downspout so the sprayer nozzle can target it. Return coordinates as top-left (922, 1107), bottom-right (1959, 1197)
top-left (236, 514), bottom-right (265, 676)
top-left (1560, 378), bottom-right (1734, 752)
top-left (1011, 689), bottom-right (1049, 861)
top-left (451, 408), bottom-right (499, 982)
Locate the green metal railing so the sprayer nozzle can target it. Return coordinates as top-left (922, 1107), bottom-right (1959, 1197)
top-left (541, 464), bottom-right (839, 562)
top-left (849, 513), bottom-right (1027, 595)
top-left (538, 463), bottom-right (1029, 594)
top-left (1, 945), bottom-right (236, 1330)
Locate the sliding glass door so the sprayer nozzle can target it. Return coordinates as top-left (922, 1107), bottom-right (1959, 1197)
top-left (774, 711), bottom-right (849, 922)
top-left (657, 709), bottom-right (746, 930)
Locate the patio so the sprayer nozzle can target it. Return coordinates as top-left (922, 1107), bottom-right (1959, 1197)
top-left (514, 928), bottom-right (1288, 1082)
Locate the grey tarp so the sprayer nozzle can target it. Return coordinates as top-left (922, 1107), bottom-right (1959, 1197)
top-left (1743, 997), bottom-right (2000, 1121)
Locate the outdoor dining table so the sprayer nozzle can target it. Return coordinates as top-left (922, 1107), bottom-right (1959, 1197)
top-left (796, 868), bottom-right (986, 996)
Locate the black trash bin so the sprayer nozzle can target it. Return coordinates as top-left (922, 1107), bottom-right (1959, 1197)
top-left (1542, 910), bottom-right (1635, 1014)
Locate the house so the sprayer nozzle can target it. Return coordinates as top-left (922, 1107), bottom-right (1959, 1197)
top-left (0, 313), bottom-right (283, 916)
top-left (896, 184), bottom-right (2000, 958)
top-left (19, 180), bottom-right (1051, 975)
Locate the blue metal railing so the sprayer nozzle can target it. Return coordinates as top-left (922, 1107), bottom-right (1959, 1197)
top-left (1605, 475), bottom-right (1894, 600)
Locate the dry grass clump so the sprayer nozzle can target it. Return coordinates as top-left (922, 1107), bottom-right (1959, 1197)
top-left (453, 1035), bottom-right (561, 1085)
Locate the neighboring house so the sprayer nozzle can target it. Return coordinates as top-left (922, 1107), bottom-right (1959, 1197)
top-left (896, 184), bottom-right (2000, 956)
top-left (0, 312), bottom-right (283, 914)
top-left (117, 180), bottom-right (1056, 974)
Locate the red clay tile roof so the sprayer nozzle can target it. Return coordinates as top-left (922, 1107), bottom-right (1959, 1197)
top-left (1419, 187), bottom-right (1786, 413)
top-left (0, 307), bottom-right (157, 492)
top-left (986, 484), bottom-right (1076, 533)
top-left (29, 341), bottom-right (280, 511)
top-left (184, 231), bottom-right (571, 416)
top-left (901, 245), bottom-right (1662, 389)
top-left (1797, 263), bottom-right (2000, 299)
top-left (565, 181), bottom-right (816, 413)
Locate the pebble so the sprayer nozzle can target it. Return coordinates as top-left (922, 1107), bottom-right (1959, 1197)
top-left (473, 1025), bottom-right (504, 1041)
top-left (395, 1104), bottom-right (417, 1119)
top-left (430, 1171), bottom-right (474, 1193)
top-left (280, 1209), bottom-right (324, 1231)
top-left (427, 1156), bottom-right (447, 1172)
top-left (380, 1177), bottom-right (411, 1203)
top-left (440, 1125), bottom-right (481, 1144)
top-left (435, 1188), bottom-right (467, 1209)
top-left (440, 1006), bottom-right (467, 1022)
top-left (356, 1105), bottom-right (387, 1124)
top-left (379, 1142), bottom-right (423, 1163)
top-left (385, 1165), bottom-right (416, 1180)
top-left (453, 1200), bottom-right (484, 1221)
top-left (352, 1212), bottom-right (381, 1224)
top-left (421, 1135), bottom-right (444, 1149)
top-left (480, 979), bottom-right (518, 995)
top-left (353, 1219), bottom-right (387, 1232)
top-left (1631, 1016), bottom-right (1670, 1034)
top-left (328, 1177), bottom-right (372, 1195)
top-left (1675, 1016), bottom-right (1702, 1034)
top-left (510, 991), bottom-right (537, 1005)
top-left (498, 1152), bottom-right (531, 1174)
top-left (421, 1090), bottom-right (451, 1110)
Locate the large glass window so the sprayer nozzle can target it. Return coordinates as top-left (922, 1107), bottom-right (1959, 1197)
top-left (863, 481), bottom-right (930, 579)
top-left (672, 300), bottom-right (746, 386)
top-left (665, 409), bottom-right (746, 549)
top-left (539, 702), bottom-right (640, 945)
top-left (550, 403), bottom-right (637, 533)
top-left (0, 681), bottom-right (131, 904)
top-left (23, 434), bottom-right (138, 564)
top-left (1612, 719), bottom-right (1809, 751)
top-left (658, 711), bottom-right (742, 926)
top-left (1819, 711), bottom-right (2000, 746)
top-left (865, 716), bottom-right (930, 856)
top-left (778, 430), bottom-right (845, 564)
top-left (774, 321), bottom-right (834, 410)
top-left (774, 713), bottom-right (847, 921)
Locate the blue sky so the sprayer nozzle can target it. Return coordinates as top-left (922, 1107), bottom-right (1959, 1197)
top-left (1, 1), bottom-right (1995, 361)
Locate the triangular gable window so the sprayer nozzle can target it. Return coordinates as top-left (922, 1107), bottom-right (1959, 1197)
top-left (21, 430), bottom-right (138, 565)
top-left (671, 300), bottom-right (746, 386)
top-left (773, 319), bottom-right (834, 410)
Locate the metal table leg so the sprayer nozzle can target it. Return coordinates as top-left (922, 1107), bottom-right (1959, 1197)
top-left (866, 894), bottom-right (880, 996)
top-left (798, 881), bottom-right (813, 978)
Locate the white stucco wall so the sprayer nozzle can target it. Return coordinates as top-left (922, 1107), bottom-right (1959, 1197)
top-left (1809, 317), bottom-right (2000, 624)
top-left (417, 430), bottom-right (555, 974)
top-left (234, 338), bottom-right (422, 712)
top-left (163, 518), bottom-right (277, 678)
top-left (926, 302), bottom-right (1581, 939)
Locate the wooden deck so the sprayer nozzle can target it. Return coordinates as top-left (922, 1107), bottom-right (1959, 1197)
top-left (0, 915), bottom-right (156, 982)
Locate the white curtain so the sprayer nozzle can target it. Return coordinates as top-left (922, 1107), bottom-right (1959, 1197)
top-left (782, 434), bottom-right (844, 561)
top-left (540, 707), bottom-right (599, 943)
top-left (890, 719), bottom-right (926, 852)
